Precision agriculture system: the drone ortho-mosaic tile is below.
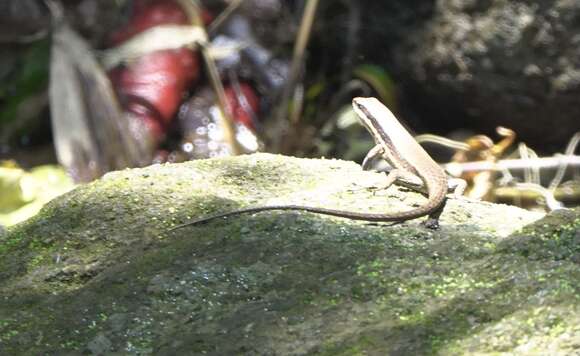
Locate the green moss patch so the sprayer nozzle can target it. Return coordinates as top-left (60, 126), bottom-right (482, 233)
top-left (2, 154), bottom-right (575, 355)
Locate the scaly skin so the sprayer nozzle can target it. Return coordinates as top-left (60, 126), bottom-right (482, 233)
top-left (170, 97), bottom-right (450, 231)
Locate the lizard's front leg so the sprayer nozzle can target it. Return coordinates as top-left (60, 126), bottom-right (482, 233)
top-left (364, 145), bottom-right (467, 197)
top-left (362, 145), bottom-right (426, 194)
top-left (448, 178), bottom-right (467, 197)
top-left (362, 144), bottom-right (384, 170)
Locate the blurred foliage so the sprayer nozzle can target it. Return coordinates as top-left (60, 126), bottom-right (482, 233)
top-left (353, 64), bottom-right (398, 113)
top-left (0, 161), bottom-right (74, 226)
top-left (313, 64), bottom-right (399, 161)
top-left (0, 39), bottom-right (50, 126)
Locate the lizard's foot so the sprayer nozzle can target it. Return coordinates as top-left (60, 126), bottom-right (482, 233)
top-left (422, 218), bottom-right (440, 230)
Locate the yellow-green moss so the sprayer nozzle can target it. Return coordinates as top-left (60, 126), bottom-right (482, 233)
top-left (2, 154), bottom-right (577, 355)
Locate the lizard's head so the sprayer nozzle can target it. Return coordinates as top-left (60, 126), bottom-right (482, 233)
top-left (352, 97), bottom-right (380, 133)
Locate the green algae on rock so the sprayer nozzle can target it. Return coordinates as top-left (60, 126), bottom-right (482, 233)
top-left (2, 153), bottom-right (578, 355)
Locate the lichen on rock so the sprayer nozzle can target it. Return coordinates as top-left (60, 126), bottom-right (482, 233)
top-left (1, 153), bottom-right (577, 355)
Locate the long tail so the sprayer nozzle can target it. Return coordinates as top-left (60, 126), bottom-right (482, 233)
top-left (169, 197), bottom-right (447, 231)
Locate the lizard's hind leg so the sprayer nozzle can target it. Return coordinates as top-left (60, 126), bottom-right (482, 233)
top-left (422, 198), bottom-right (446, 230)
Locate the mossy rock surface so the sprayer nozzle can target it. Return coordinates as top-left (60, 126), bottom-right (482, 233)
top-left (1, 153), bottom-right (578, 355)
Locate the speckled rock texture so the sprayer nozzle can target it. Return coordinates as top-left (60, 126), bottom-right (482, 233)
top-left (1, 154), bottom-right (578, 355)
top-left (396, 0), bottom-right (580, 150)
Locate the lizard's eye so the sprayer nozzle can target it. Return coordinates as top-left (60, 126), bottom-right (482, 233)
top-left (356, 104), bottom-right (373, 120)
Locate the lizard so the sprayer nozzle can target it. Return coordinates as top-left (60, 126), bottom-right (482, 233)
top-left (170, 97), bottom-right (464, 230)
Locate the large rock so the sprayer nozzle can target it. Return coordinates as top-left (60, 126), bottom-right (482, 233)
top-left (1, 154), bottom-right (578, 355)
top-left (396, 0), bottom-right (580, 150)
